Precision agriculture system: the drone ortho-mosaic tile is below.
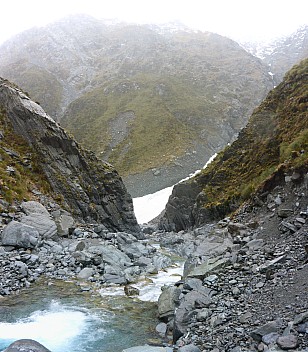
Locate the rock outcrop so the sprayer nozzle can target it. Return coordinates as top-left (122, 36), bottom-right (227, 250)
top-left (0, 79), bottom-right (139, 233)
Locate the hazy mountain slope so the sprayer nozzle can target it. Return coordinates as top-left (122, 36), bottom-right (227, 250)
top-left (243, 25), bottom-right (308, 83)
top-left (0, 15), bottom-right (274, 196)
top-left (0, 78), bottom-right (139, 233)
top-left (161, 59), bottom-right (308, 231)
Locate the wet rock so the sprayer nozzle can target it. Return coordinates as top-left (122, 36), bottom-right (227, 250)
top-left (103, 273), bottom-right (127, 284)
top-left (124, 285), bottom-right (139, 296)
top-left (3, 339), bottom-right (51, 352)
top-left (277, 334), bottom-right (298, 350)
top-left (155, 322), bottom-right (167, 337)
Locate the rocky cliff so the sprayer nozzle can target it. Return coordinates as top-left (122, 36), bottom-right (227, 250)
top-left (161, 59), bottom-right (308, 231)
top-left (0, 78), bottom-right (139, 233)
top-left (0, 15), bottom-right (274, 196)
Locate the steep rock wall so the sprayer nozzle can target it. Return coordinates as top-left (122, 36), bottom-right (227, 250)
top-left (0, 79), bottom-right (140, 233)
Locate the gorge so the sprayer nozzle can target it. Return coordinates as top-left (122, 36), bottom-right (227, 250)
top-left (0, 18), bottom-right (307, 352)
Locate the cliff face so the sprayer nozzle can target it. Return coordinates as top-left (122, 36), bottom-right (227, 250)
top-left (161, 59), bottom-right (308, 231)
top-left (0, 78), bottom-right (139, 233)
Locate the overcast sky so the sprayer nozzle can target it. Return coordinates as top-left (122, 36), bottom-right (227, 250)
top-left (1, 0), bottom-right (307, 45)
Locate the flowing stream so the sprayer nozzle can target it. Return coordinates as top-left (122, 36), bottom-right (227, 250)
top-left (0, 258), bottom-right (183, 352)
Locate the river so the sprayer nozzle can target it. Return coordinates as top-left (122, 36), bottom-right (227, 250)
top-left (0, 260), bottom-right (183, 352)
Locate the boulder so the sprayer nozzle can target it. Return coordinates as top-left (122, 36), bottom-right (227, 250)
top-left (53, 210), bottom-right (75, 236)
top-left (77, 267), bottom-right (94, 280)
top-left (88, 244), bottom-right (132, 268)
top-left (1, 221), bottom-right (39, 248)
top-left (187, 258), bottom-right (228, 279)
top-left (277, 334), bottom-right (298, 350)
top-left (251, 321), bottom-right (279, 342)
top-left (124, 285), bottom-right (140, 296)
top-left (20, 201), bottom-right (57, 239)
top-left (3, 339), bottom-right (51, 352)
top-left (158, 286), bottom-right (181, 320)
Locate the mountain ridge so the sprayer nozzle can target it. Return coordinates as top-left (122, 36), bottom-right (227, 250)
top-left (0, 15), bottom-right (274, 196)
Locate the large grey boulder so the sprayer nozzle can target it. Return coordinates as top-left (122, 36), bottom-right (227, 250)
top-left (89, 244), bottom-right (132, 267)
top-left (20, 201), bottom-right (57, 239)
top-left (158, 286), bottom-right (181, 320)
top-left (3, 339), bottom-right (51, 352)
top-left (1, 221), bottom-right (39, 248)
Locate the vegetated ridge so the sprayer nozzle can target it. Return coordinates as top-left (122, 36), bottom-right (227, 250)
top-left (0, 15), bottom-right (274, 196)
top-left (160, 58), bottom-right (308, 231)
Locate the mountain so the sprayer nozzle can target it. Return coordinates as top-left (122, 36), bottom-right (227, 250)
top-left (160, 58), bottom-right (308, 231)
top-left (0, 15), bottom-right (274, 196)
top-left (243, 25), bottom-right (308, 83)
top-left (0, 78), bottom-right (139, 233)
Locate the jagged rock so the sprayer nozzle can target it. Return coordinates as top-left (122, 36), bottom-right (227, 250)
top-left (258, 255), bottom-right (288, 273)
top-left (52, 210), bottom-right (75, 236)
top-left (1, 221), bottom-right (39, 248)
top-left (158, 286), bottom-right (181, 320)
top-left (293, 311), bottom-right (308, 325)
top-left (3, 339), bottom-right (51, 352)
top-left (251, 321), bottom-right (280, 342)
top-left (196, 308), bottom-right (212, 321)
top-left (187, 258), bottom-right (228, 279)
top-left (277, 209), bottom-right (294, 218)
top-left (174, 288), bottom-right (213, 340)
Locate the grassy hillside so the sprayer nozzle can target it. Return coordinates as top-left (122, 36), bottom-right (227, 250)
top-left (194, 58), bottom-right (308, 213)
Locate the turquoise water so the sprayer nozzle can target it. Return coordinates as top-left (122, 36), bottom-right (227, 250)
top-left (0, 279), bottom-right (159, 352)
